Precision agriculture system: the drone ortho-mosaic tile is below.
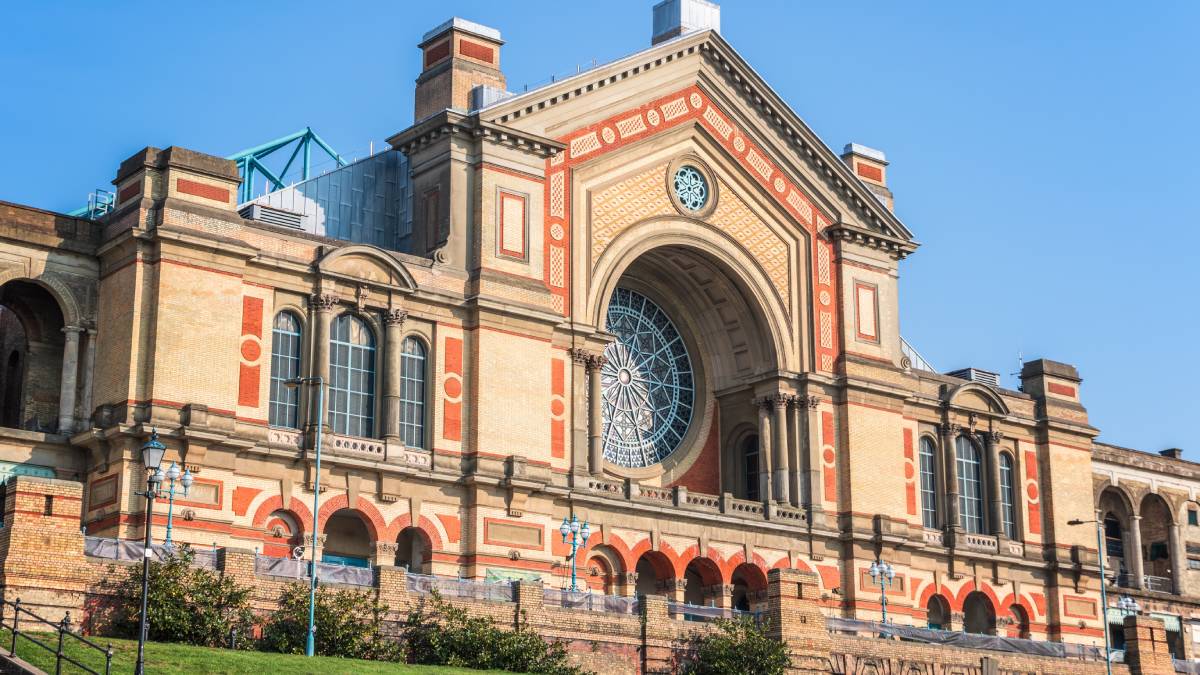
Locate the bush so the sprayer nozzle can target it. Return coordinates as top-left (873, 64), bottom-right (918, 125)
top-left (404, 591), bottom-right (586, 674)
top-left (259, 582), bottom-right (404, 661)
top-left (110, 546), bottom-right (255, 648)
top-left (676, 616), bottom-right (791, 675)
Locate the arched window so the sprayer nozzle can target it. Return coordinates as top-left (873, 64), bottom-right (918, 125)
top-left (742, 435), bottom-right (760, 501)
top-left (269, 312), bottom-right (302, 428)
top-left (956, 435), bottom-right (984, 534)
top-left (999, 452), bottom-right (1017, 538)
top-left (919, 436), bottom-right (939, 528)
top-left (398, 337), bottom-right (427, 448)
top-left (329, 314), bottom-right (376, 437)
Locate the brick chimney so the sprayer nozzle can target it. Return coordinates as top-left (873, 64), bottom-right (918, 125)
top-left (414, 18), bottom-right (505, 121)
top-left (841, 143), bottom-right (894, 211)
top-left (1160, 448), bottom-right (1184, 460)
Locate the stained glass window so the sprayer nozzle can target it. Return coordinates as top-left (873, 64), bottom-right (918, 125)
top-left (399, 337), bottom-right (426, 448)
top-left (919, 436), bottom-right (939, 529)
top-left (956, 435), bottom-right (984, 534)
top-left (673, 166), bottom-right (708, 212)
top-left (269, 312), bottom-right (302, 428)
top-left (600, 288), bottom-right (694, 468)
top-left (329, 314), bottom-right (376, 438)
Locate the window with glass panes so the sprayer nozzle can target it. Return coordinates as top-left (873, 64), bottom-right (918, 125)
top-left (742, 435), bottom-right (760, 501)
top-left (329, 314), bottom-right (376, 437)
top-left (399, 337), bottom-right (426, 448)
top-left (269, 312), bottom-right (302, 428)
top-left (999, 452), bottom-right (1016, 538)
top-left (919, 436), bottom-right (939, 528)
top-left (956, 435), bottom-right (984, 534)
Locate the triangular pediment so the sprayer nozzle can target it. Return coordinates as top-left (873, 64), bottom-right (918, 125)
top-left (481, 30), bottom-right (915, 247)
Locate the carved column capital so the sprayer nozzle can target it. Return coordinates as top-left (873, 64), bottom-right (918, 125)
top-left (309, 293), bottom-right (339, 313)
top-left (571, 348), bottom-right (608, 371)
top-left (939, 422), bottom-right (961, 436)
top-left (383, 308), bottom-right (408, 327)
top-left (987, 430), bottom-right (1005, 444)
top-left (769, 393), bottom-right (789, 410)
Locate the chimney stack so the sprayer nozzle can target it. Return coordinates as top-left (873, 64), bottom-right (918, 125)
top-left (841, 143), bottom-right (894, 211)
top-left (652, 0), bottom-right (720, 45)
top-left (1160, 448), bottom-right (1184, 460)
top-left (415, 18), bottom-right (505, 121)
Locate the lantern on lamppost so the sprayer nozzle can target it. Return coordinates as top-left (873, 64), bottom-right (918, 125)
top-left (559, 515), bottom-right (591, 592)
top-left (134, 429), bottom-right (167, 675)
top-left (868, 559), bottom-right (895, 625)
top-left (162, 461), bottom-right (194, 548)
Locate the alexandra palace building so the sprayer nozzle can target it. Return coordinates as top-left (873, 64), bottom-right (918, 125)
top-left (1, 0), bottom-right (1197, 661)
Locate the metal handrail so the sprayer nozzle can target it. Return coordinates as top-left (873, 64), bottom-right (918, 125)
top-left (0, 598), bottom-right (113, 675)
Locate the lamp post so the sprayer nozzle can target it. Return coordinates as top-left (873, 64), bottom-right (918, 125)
top-left (559, 514), bottom-right (591, 592)
top-left (162, 461), bottom-right (194, 548)
top-left (286, 376), bottom-right (325, 658)
top-left (1069, 517), bottom-right (1112, 675)
top-left (868, 559), bottom-right (895, 625)
top-left (134, 429), bottom-right (167, 675)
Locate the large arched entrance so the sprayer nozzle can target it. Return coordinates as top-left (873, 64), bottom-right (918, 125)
top-left (926, 595), bottom-right (951, 630)
top-left (962, 591), bottom-right (996, 634)
top-left (634, 551), bottom-right (674, 597)
top-left (322, 509), bottom-right (372, 567)
top-left (1139, 493), bottom-right (1175, 590)
top-left (0, 280), bottom-right (68, 432)
top-left (590, 240), bottom-right (788, 492)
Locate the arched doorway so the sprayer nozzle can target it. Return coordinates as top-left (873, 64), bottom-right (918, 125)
top-left (322, 509), bottom-right (372, 567)
top-left (634, 551), bottom-right (673, 597)
top-left (394, 526), bottom-right (432, 574)
top-left (0, 281), bottom-right (67, 432)
top-left (926, 595), bottom-right (951, 630)
top-left (583, 544), bottom-right (623, 594)
top-left (962, 592), bottom-right (996, 634)
top-left (1098, 486), bottom-right (1135, 583)
top-left (1007, 604), bottom-right (1031, 639)
top-left (731, 563), bottom-right (767, 612)
top-left (682, 557), bottom-right (722, 606)
top-left (1139, 494), bottom-right (1175, 589)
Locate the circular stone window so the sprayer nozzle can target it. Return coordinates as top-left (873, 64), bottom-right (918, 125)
top-left (601, 288), bottom-right (695, 468)
top-left (673, 166), bottom-right (709, 212)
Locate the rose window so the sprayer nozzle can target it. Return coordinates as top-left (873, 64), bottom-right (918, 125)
top-left (601, 288), bottom-right (695, 468)
top-left (673, 165), bottom-right (709, 212)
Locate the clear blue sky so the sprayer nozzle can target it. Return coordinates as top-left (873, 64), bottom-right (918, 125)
top-left (2, 1), bottom-right (1196, 454)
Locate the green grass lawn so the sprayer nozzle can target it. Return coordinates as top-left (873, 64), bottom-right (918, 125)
top-left (0, 630), bottom-right (511, 674)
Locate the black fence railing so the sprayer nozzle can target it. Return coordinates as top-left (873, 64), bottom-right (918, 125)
top-left (0, 598), bottom-right (113, 675)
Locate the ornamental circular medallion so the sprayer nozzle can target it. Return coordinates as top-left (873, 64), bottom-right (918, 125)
top-left (601, 288), bottom-right (695, 468)
top-left (602, 127), bottom-right (616, 144)
top-left (689, 93), bottom-right (702, 109)
top-left (733, 136), bottom-right (746, 153)
top-left (647, 109), bottom-right (661, 126)
top-left (672, 166), bottom-right (709, 212)
top-left (549, 223), bottom-right (564, 241)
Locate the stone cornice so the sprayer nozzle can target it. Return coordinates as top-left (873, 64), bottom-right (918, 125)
top-left (387, 111), bottom-right (564, 160)
top-left (827, 222), bottom-right (918, 260)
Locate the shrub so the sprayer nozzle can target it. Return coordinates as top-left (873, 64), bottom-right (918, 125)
top-left (259, 582), bottom-right (404, 661)
top-left (109, 546), bottom-right (255, 649)
top-left (404, 591), bottom-right (586, 674)
top-left (676, 616), bottom-right (791, 675)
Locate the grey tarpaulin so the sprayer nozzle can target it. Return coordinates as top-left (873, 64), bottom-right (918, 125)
top-left (826, 616), bottom-right (1105, 660)
top-left (407, 573), bottom-right (514, 602)
top-left (544, 588), bottom-right (639, 615)
top-left (84, 536), bottom-right (217, 569)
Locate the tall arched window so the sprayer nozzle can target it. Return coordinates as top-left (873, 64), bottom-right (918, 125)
top-left (329, 314), bottom-right (376, 437)
top-left (399, 336), bottom-right (427, 448)
top-left (269, 312), bottom-right (302, 428)
top-left (956, 435), bottom-right (984, 534)
top-left (999, 452), bottom-right (1017, 538)
top-left (919, 436), bottom-right (939, 529)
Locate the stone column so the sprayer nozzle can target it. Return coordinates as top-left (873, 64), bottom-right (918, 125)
top-left (803, 395), bottom-right (824, 511)
top-left (1129, 514), bottom-right (1146, 590)
top-left (77, 327), bottom-right (97, 428)
top-left (381, 309), bottom-right (407, 441)
top-left (710, 584), bottom-right (734, 609)
top-left (309, 293), bottom-right (337, 430)
top-left (57, 325), bottom-right (83, 434)
top-left (985, 431), bottom-right (1004, 537)
top-left (787, 396), bottom-right (802, 507)
top-left (757, 398), bottom-right (774, 503)
top-left (587, 353), bottom-right (607, 475)
top-left (940, 422), bottom-right (962, 534)
top-left (771, 395), bottom-right (790, 504)
top-left (665, 577), bottom-right (688, 603)
top-left (619, 571), bottom-right (639, 597)
top-left (1169, 522), bottom-right (1185, 595)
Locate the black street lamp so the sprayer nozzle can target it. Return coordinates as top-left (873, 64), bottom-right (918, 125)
top-left (135, 430), bottom-right (166, 675)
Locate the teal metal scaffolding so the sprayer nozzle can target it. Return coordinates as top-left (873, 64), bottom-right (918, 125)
top-left (227, 128), bottom-right (346, 204)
